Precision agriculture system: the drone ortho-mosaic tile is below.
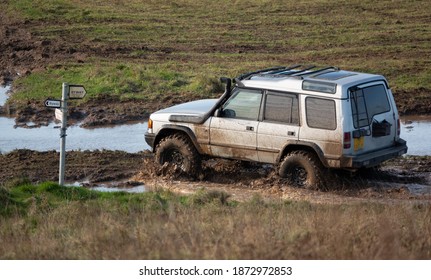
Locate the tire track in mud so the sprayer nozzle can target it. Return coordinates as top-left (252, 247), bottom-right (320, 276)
top-left (137, 157), bottom-right (431, 204)
top-left (1, 150), bottom-right (430, 204)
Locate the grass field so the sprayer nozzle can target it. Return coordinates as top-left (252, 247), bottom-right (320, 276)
top-left (1, 181), bottom-right (430, 259)
top-left (3, 0), bottom-right (431, 103)
top-left (2, 0), bottom-right (431, 260)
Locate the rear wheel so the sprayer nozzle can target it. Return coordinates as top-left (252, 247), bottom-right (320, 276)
top-left (279, 150), bottom-right (325, 189)
top-left (155, 134), bottom-right (201, 177)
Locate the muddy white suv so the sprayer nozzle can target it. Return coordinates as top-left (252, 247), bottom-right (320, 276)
top-left (145, 65), bottom-right (407, 187)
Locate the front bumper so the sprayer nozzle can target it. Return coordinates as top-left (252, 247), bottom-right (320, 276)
top-left (145, 132), bottom-right (156, 151)
top-left (341, 139), bottom-right (408, 168)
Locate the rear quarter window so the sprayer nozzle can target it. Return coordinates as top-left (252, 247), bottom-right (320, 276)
top-left (306, 97), bottom-right (336, 130)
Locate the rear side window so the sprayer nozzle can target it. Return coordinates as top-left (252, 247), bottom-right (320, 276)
top-left (350, 84), bottom-right (390, 128)
top-left (306, 97), bottom-right (336, 130)
top-left (264, 92), bottom-right (299, 125)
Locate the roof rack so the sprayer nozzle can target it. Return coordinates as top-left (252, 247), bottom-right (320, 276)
top-left (284, 65), bottom-right (316, 76)
top-left (296, 66), bottom-right (339, 77)
top-left (266, 64), bottom-right (302, 75)
top-left (236, 66), bottom-right (287, 81)
top-left (235, 65), bottom-right (340, 83)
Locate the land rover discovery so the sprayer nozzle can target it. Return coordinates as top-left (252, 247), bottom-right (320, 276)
top-left (145, 65), bottom-right (408, 187)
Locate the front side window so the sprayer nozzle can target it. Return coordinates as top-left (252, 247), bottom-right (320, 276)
top-left (350, 84), bottom-right (391, 128)
top-left (221, 89), bottom-right (262, 120)
top-left (264, 92), bottom-right (299, 125)
top-left (306, 97), bottom-right (336, 130)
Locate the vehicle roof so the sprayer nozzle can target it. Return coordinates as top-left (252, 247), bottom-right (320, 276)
top-left (237, 66), bottom-right (387, 98)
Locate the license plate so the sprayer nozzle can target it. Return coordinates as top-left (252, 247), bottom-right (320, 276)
top-left (354, 136), bottom-right (364, 151)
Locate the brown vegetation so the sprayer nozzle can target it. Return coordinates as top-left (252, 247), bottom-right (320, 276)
top-left (1, 190), bottom-right (430, 259)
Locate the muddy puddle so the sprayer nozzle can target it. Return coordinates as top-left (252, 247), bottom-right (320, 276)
top-left (67, 180), bottom-right (146, 193)
top-left (0, 117), bottom-right (149, 153)
top-left (401, 116), bottom-right (431, 156)
top-left (0, 85), bottom-right (9, 106)
top-left (1, 85), bottom-right (150, 153)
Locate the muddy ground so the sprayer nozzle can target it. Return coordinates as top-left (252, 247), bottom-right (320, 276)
top-left (1, 10), bottom-right (431, 204)
top-left (1, 8), bottom-right (431, 128)
top-left (1, 149), bottom-right (430, 204)
top-left (0, 12), bottom-right (191, 128)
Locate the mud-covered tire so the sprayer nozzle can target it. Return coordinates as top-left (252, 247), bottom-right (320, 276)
top-left (279, 150), bottom-right (325, 189)
top-left (155, 134), bottom-right (201, 177)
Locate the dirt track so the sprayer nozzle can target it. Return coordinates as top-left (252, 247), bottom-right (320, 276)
top-left (1, 149), bottom-right (430, 204)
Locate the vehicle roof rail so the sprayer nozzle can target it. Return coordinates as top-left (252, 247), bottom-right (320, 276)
top-left (236, 66), bottom-right (286, 81)
top-left (296, 66), bottom-right (339, 77)
top-left (266, 64), bottom-right (302, 75)
top-left (284, 65), bottom-right (316, 76)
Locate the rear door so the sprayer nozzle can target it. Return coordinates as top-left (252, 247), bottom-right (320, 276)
top-left (257, 91), bottom-right (300, 163)
top-left (350, 81), bottom-right (395, 154)
top-left (209, 88), bottom-right (262, 161)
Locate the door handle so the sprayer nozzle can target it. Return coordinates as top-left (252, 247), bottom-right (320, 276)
top-left (246, 126), bottom-right (254, 131)
top-left (288, 131), bottom-right (295, 136)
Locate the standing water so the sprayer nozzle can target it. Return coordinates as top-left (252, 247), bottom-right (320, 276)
top-left (401, 116), bottom-right (431, 156)
top-left (1, 85), bottom-right (149, 153)
top-left (0, 85), bottom-right (9, 106)
top-left (0, 117), bottom-right (149, 153)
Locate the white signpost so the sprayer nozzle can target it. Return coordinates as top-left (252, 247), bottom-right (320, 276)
top-left (69, 85), bottom-right (87, 99)
top-left (44, 99), bottom-right (61, 108)
top-left (55, 108), bottom-right (63, 122)
top-left (45, 83), bottom-right (86, 185)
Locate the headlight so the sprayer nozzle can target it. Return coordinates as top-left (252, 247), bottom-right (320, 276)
top-left (148, 118), bottom-right (153, 130)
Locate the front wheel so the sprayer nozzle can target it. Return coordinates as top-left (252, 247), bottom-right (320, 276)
top-left (279, 150), bottom-right (325, 189)
top-left (155, 134), bottom-right (201, 177)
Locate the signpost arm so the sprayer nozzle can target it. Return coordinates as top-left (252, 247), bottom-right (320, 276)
top-left (59, 82), bottom-right (68, 185)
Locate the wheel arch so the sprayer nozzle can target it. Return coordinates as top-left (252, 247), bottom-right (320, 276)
top-left (276, 141), bottom-right (329, 167)
top-left (154, 125), bottom-right (202, 154)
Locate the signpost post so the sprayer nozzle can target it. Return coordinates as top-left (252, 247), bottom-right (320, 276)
top-left (58, 83), bottom-right (68, 186)
top-left (44, 83), bottom-right (86, 185)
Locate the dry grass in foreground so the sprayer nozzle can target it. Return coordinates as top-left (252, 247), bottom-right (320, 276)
top-left (1, 181), bottom-right (430, 259)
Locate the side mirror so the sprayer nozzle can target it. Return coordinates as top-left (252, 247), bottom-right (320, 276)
top-left (223, 109), bottom-right (236, 118)
top-left (214, 109), bottom-right (222, 117)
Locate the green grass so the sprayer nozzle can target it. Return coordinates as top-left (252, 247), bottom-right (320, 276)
top-left (4, 0), bottom-right (430, 104)
top-left (12, 61), bottom-right (227, 103)
top-left (1, 181), bottom-right (431, 259)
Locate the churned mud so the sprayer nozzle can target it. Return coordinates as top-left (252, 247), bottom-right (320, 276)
top-left (1, 150), bottom-right (430, 204)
